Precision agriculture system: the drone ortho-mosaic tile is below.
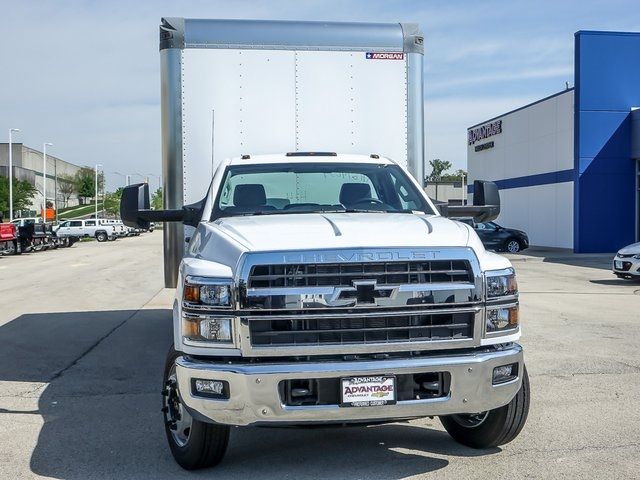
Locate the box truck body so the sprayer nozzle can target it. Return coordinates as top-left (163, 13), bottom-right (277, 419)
top-left (160, 18), bottom-right (425, 287)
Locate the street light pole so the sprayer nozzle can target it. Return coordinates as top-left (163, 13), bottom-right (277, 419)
top-left (95, 163), bottom-right (103, 219)
top-left (149, 174), bottom-right (161, 192)
top-left (43, 142), bottom-right (53, 222)
top-left (54, 158), bottom-right (58, 222)
top-left (8, 128), bottom-right (20, 221)
top-left (112, 171), bottom-right (132, 187)
top-left (461, 173), bottom-right (466, 206)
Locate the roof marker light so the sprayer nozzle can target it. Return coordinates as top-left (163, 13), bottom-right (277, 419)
top-left (285, 152), bottom-right (337, 157)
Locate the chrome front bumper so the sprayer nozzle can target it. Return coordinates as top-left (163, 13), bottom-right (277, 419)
top-left (175, 344), bottom-right (524, 426)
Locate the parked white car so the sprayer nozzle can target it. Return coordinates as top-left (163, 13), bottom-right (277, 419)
top-left (54, 219), bottom-right (117, 242)
top-left (613, 242), bottom-right (640, 279)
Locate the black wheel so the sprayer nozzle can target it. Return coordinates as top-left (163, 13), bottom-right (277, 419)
top-left (96, 232), bottom-right (108, 242)
top-left (440, 366), bottom-right (530, 449)
top-left (163, 347), bottom-right (230, 470)
top-left (504, 238), bottom-right (522, 253)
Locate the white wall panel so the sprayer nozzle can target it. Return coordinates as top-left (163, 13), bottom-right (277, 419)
top-left (468, 90), bottom-right (574, 181)
top-left (468, 89), bottom-right (575, 248)
top-left (182, 49), bottom-right (409, 205)
top-left (182, 49), bottom-right (296, 204)
top-left (296, 51), bottom-right (407, 166)
top-left (494, 182), bottom-right (573, 249)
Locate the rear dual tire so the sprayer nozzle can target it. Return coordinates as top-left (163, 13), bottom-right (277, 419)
top-left (440, 366), bottom-right (530, 449)
top-left (96, 232), bottom-right (108, 242)
top-left (163, 347), bottom-right (230, 470)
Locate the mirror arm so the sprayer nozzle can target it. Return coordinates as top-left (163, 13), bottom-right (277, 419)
top-left (440, 205), bottom-right (500, 223)
top-left (134, 209), bottom-right (184, 223)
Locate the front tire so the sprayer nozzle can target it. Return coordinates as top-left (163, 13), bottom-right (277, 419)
top-left (440, 366), bottom-right (530, 449)
top-left (505, 239), bottom-right (522, 253)
top-left (163, 347), bottom-right (230, 470)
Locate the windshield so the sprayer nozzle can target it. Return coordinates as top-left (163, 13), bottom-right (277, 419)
top-left (212, 162), bottom-right (434, 219)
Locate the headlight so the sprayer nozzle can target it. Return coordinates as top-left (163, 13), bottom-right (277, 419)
top-left (183, 314), bottom-right (233, 343)
top-left (183, 276), bottom-right (233, 307)
top-left (633, 254), bottom-right (640, 260)
top-left (485, 268), bottom-right (518, 298)
top-left (485, 268), bottom-right (519, 335)
top-left (486, 305), bottom-right (519, 333)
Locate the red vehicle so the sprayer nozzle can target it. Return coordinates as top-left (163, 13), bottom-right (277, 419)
top-left (0, 223), bottom-right (18, 255)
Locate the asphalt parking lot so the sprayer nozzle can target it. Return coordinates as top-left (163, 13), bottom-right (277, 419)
top-left (0, 234), bottom-right (639, 479)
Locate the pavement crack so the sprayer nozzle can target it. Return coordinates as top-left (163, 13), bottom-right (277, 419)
top-left (48, 288), bottom-right (163, 382)
top-left (509, 442), bottom-right (640, 456)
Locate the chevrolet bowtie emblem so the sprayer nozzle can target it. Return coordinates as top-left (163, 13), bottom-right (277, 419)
top-left (335, 279), bottom-right (396, 305)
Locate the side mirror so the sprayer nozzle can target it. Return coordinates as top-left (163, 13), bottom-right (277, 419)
top-left (121, 183), bottom-right (151, 229)
top-left (473, 180), bottom-right (500, 208)
top-left (120, 183), bottom-right (186, 229)
top-left (440, 180), bottom-right (501, 223)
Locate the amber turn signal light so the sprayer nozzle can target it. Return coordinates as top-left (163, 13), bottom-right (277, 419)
top-left (184, 285), bottom-right (200, 303)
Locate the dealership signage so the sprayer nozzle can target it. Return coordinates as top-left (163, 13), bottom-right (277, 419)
top-left (468, 120), bottom-right (502, 145)
top-left (474, 141), bottom-right (494, 152)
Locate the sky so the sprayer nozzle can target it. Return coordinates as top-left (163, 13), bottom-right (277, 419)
top-left (1, 0), bottom-right (639, 190)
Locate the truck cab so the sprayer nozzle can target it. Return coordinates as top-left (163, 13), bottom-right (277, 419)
top-left (122, 153), bottom-right (528, 469)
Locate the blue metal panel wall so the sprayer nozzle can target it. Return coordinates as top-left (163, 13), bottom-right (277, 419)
top-left (574, 31), bottom-right (640, 252)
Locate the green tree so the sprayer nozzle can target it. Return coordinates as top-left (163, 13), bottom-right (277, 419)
top-left (74, 167), bottom-right (103, 199)
top-left (58, 173), bottom-right (76, 207)
top-left (440, 169), bottom-right (468, 182)
top-left (0, 176), bottom-right (37, 215)
top-left (151, 187), bottom-right (163, 210)
top-left (428, 159), bottom-right (452, 181)
top-left (103, 188), bottom-right (123, 216)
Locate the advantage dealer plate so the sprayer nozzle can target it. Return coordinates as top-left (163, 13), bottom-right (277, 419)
top-left (615, 260), bottom-right (623, 269)
top-left (340, 376), bottom-right (396, 407)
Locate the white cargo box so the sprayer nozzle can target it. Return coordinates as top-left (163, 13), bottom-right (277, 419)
top-left (160, 18), bottom-right (425, 286)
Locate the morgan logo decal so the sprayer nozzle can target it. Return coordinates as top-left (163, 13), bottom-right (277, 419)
top-left (366, 52), bottom-right (405, 60)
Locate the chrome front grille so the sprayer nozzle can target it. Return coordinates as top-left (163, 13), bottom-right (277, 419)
top-left (248, 260), bottom-right (473, 289)
top-left (249, 310), bottom-right (475, 347)
top-left (237, 248), bottom-right (483, 355)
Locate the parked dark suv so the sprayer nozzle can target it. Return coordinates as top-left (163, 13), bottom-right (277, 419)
top-left (458, 219), bottom-right (529, 253)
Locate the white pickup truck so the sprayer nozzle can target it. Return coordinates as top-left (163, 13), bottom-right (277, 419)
top-left (54, 219), bottom-right (117, 242)
top-left (120, 18), bottom-right (529, 470)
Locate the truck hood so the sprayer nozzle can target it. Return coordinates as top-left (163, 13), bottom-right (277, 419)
top-left (206, 213), bottom-right (470, 251)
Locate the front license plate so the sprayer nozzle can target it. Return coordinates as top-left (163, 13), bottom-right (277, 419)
top-left (615, 260), bottom-right (623, 269)
top-left (340, 376), bottom-right (396, 407)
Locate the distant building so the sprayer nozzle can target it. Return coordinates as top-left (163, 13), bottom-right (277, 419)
top-left (467, 30), bottom-right (640, 253)
top-left (424, 181), bottom-right (467, 205)
top-left (0, 143), bottom-right (84, 217)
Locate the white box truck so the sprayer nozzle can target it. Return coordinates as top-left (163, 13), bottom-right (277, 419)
top-left (122, 18), bottom-right (529, 470)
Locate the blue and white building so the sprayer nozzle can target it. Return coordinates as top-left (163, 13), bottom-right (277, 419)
top-left (467, 31), bottom-right (640, 253)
